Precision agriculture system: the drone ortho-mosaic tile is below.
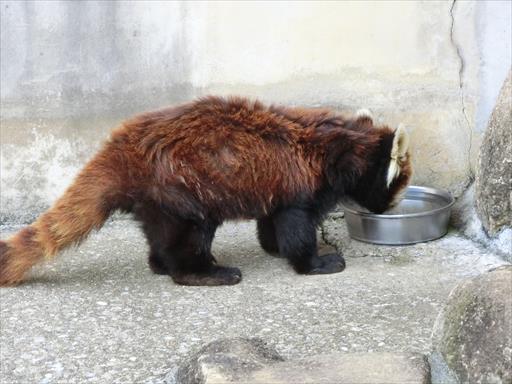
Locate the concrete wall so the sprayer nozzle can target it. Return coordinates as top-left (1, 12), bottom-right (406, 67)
top-left (1, 0), bottom-right (511, 224)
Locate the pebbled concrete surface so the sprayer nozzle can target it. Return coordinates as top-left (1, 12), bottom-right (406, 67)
top-left (0, 219), bottom-right (508, 384)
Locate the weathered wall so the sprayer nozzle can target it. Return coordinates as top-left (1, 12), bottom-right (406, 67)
top-left (1, 0), bottom-right (511, 224)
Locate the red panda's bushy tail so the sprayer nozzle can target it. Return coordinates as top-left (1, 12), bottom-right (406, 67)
top-left (0, 149), bottom-right (125, 286)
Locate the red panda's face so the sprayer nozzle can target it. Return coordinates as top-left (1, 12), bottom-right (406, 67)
top-left (350, 124), bottom-right (412, 214)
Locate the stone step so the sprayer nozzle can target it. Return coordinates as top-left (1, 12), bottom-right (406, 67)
top-left (176, 339), bottom-right (431, 384)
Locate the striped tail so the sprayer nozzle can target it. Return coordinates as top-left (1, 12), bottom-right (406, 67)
top-left (0, 150), bottom-right (124, 285)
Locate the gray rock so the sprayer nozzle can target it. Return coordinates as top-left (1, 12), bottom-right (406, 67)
top-left (451, 183), bottom-right (512, 260)
top-left (175, 338), bottom-right (430, 384)
top-left (175, 338), bottom-right (284, 384)
top-left (428, 351), bottom-right (459, 384)
top-left (475, 70), bottom-right (512, 236)
top-left (433, 265), bottom-right (512, 384)
top-left (240, 353), bottom-right (430, 384)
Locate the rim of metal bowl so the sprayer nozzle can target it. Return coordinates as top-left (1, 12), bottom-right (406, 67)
top-left (341, 185), bottom-right (455, 219)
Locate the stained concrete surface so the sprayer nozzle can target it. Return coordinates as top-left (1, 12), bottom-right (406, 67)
top-left (0, 219), bottom-right (508, 384)
top-left (2, 1), bottom-right (512, 224)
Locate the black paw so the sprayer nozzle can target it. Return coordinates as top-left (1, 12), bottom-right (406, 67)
top-left (306, 253), bottom-right (346, 275)
top-left (171, 266), bottom-right (242, 286)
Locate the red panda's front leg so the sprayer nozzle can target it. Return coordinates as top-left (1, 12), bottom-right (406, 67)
top-left (272, 207), bottom-right (345, 275)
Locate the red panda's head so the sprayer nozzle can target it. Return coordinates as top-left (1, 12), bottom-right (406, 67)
top-left (349, 119), bottom-right (413, 214)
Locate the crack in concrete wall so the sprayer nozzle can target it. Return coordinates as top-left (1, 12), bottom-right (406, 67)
top-left (450, 0), bottom-right (474, 182)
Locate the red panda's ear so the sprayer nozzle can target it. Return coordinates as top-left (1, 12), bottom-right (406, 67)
top-left (392, 123), bottom-right (410, 158)
top-left (355, 108), bottom-right (373, 127)
top-left (387, 124), bottom-right (410, 187)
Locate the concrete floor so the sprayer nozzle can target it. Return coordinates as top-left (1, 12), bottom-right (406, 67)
top-left (0, 219), bottom-right (507, 384)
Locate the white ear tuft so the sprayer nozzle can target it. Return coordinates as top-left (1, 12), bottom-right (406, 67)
top-left (356, 108), bottom-right (373, 120)
top-left (391, 123), bottom-right (410, 158)
top-left (387, 124), bottom-right (410, 187)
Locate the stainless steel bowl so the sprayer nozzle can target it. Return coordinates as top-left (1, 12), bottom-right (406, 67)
top-left (341, 186), bottom-right (454, 245)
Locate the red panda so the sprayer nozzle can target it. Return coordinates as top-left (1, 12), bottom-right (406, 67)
top-left (0, 96), bottom-right (412, 286)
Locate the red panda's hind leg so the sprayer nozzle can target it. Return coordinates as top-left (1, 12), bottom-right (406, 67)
top-left (136, 204), bottom-right (241, 286)
top-left (148, 249), bottom-right (169, 275)
top-left (167, 220), bottom-right (241, 286)
top-left (171, 265), bottom-right (242, 286)
top-left (256, 216), bottom-right (280, 256)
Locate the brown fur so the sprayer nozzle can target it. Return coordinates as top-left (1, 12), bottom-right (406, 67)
top-left (0, 96), bottom-right (412, 285)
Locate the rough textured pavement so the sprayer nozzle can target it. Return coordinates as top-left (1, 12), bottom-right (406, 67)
top-left (0, 219), bottom-right (508, 383)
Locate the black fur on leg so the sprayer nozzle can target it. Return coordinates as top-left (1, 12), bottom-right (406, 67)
top-left (256, 216), bottom-right (280, 255)
top-left (134, 201), bottom-right (184, 275)
top-left (168, 222), bottom-right (242, 286)
top-left (272, 207), bottom-right (344, 275)
top-left (306, 253), bottom-right (345, 275)
top-left (148, 250), bottom-right (169, 275)
top-left (272, 207), bottom-right (316, 273)
top-left (135, 201), bottom-right (241, 286)
top-left (166, 220), bottom-right (218, 274)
